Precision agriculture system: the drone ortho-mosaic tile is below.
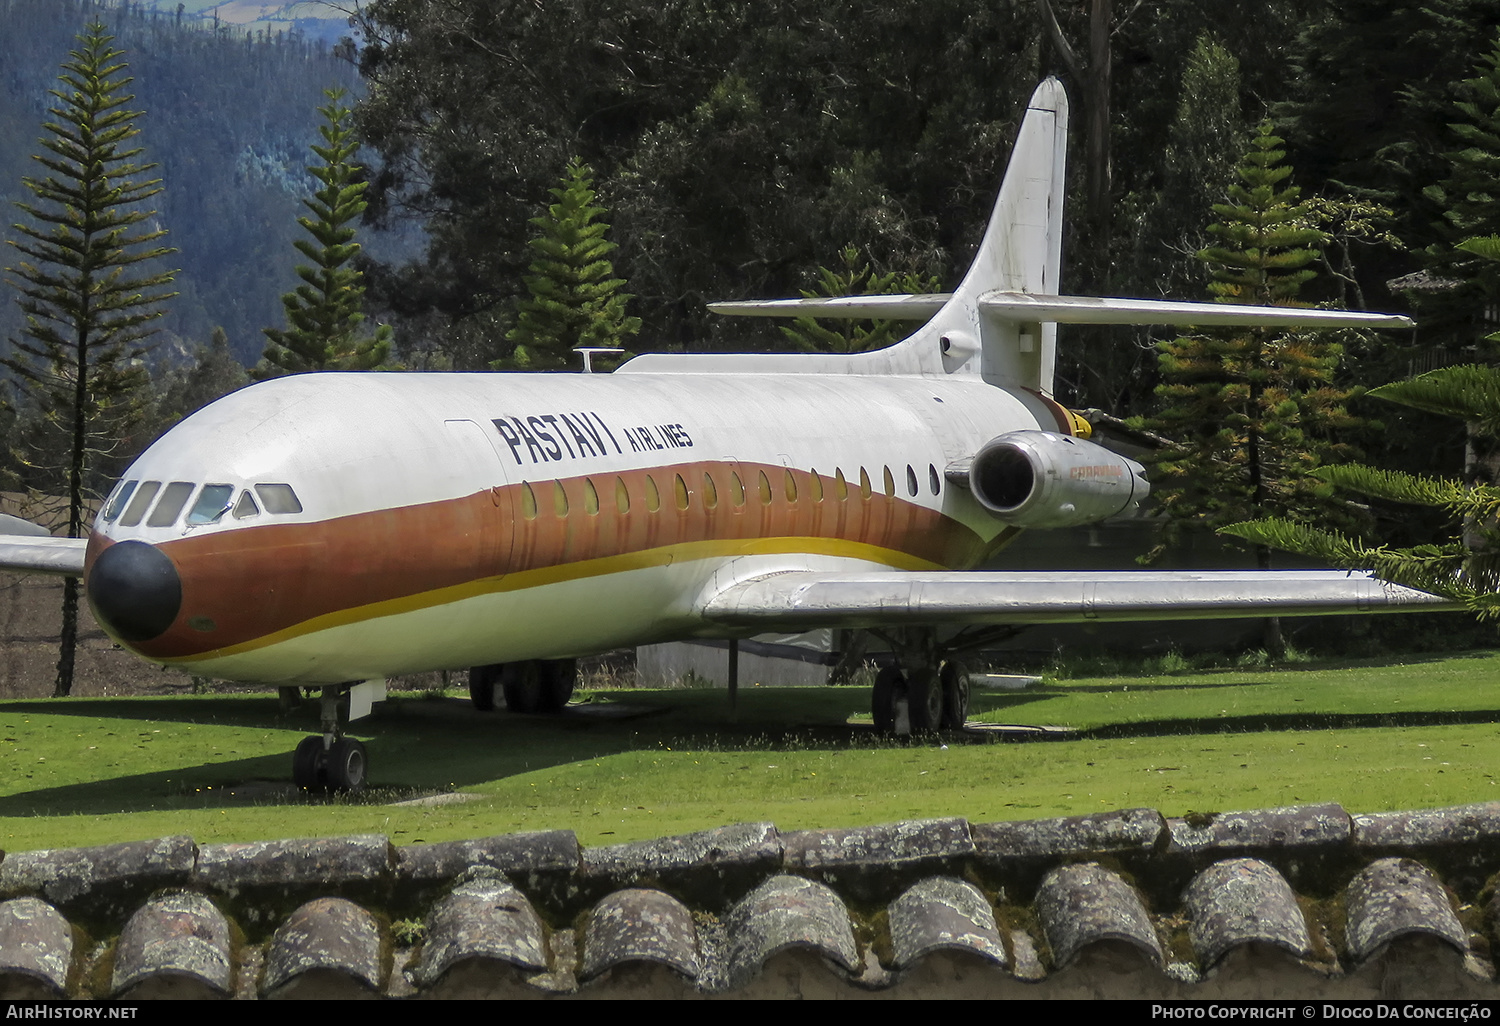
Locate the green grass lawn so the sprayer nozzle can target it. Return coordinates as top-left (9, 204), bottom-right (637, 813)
top-left (2, 650), bottom-right (1499, 852)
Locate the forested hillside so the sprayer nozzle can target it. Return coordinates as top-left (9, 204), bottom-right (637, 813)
top-left (0, 0), bottom-right (410, 367)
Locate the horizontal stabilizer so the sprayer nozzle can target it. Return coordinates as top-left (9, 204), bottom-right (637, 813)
top-left (707, 295), bottom-right (952, 320)
top-left (0, 536), bottom-right (86, 577)
top-left (978, 293), bottom-right (1415, 330)
top-left (701, 569), bottom-right (1455, 629)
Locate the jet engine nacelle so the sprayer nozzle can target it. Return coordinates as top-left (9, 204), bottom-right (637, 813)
top-left (968, 430), bottom-right (1149, 529)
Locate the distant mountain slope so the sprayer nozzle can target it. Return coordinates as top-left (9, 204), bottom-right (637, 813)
top-left (0, 0), bottom-right (412, 368)
top-left (135, 1), bottom-right (353, 46)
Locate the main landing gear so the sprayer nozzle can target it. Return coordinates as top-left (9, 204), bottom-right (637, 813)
top-left (287, 682), bottom-right (383, 791)
top-left (864, 626), bottom-right (1017, 735)
top-left (469, 658), bottom-right (577, 714)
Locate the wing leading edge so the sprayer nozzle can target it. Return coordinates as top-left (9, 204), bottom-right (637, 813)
top-left (699, 570), bottom-right (1458, 629)
top-left (0, 537), bottom-right (87, 577)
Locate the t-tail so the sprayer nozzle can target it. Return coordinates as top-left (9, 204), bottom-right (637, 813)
top-left (701, 77), bottom-right (1413, 392)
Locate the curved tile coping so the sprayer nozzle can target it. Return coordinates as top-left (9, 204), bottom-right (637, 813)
top-left (889, 876), bottom-right (1007, 971)
top-left (581, 888), bottom-right (700, 982)
top-left (726, 875), bottom-right (860, 984)
top-left (1035, 863), bottom-right (1163, 969)
top-left (1183, 859), bottom-right (1312, 969)
top-left (112, 891), bottom-right (231, 996)
top-left (263, 896), bottom-right (384, 994)
top-left (1345, 858), bottom-right (1467, 963)
top-left (0, 898), bottom-right (71, 995)
top-left (415, 870), bottom-right (549, 987)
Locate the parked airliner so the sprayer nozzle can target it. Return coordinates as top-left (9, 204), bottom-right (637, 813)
top-left (0, 80), bottom-right (1451, 789)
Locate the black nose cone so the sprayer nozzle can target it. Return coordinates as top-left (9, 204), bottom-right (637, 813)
top-left (87, 540), bottom-right (182, 643)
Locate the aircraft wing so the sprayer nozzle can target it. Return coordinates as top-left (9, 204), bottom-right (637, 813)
top-left (0, 536), bottom-right (87, 577)
top-left (699, 569), bottom-right (1458, 629)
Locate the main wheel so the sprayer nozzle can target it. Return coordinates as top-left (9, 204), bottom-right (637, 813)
top-left (326, 737), bottom-right (368, 792)
top-left (469, 664), bottom-right (500, 711)
top-left (537, 659), bottom-right (577, 713)
top-left (939, 661), bottom-right (971, 730)
top-left (907, 668), bottom-right (942, 733)
top-left (501, 661), bottom-right (545, 713)
top-left (292, 736), bottom-right (324, 789)
top-left (872, 666), bottom-right (903, 732)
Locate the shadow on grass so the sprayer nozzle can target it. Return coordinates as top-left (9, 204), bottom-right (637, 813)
top-left (1078, 708), bottom-right (1500, 740)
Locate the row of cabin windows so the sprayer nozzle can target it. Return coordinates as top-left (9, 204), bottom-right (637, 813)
top-left (101, 480), bottom-right (303, 529)
top-left (519, 464), bottom-right (941, 521)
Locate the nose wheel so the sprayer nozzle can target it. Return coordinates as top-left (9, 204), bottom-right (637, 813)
top-left (290, 684), bottom-right (376, 792)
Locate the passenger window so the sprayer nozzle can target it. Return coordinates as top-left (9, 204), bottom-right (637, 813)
top-left (552, 481), bottom-right (569, 517)
top-left (929, 464), bottom-right (941, 495)
top-left (645, 475), bottom-right (660, 513)
top-left (103, 480), bottom-right (138, 523)
top-left (883, 466), bottom-right (895, 497)
top-left (758, 470), bottom-right (773, 505)
top-left (702, 472), bottom-right (718, 510)
top-left (810, 470), bottom-right (825, 502)
top-left (186, 484), bottom-right (234, 525)
top-left (906, 465), bottom-right (918, 497)
top-left (255, 484), bottom-right (303, 514)
top-left (859, 468), bottom-right (872, 501)
top-left (233, 490), bottom-right (260, 519)
top-left (835, 469), bottom-right (849, 502)
top-left (615, 477), bottom-right (630, 515)
top-left (783, 469), bottom-right (798, 503)
top-left (674, 474), bottom-right (690, 511)
top-left (730, 472), bottom-right (746, 507)
top-left (147, 482), bottom-right (195, 527)
top-left (521, 482), bottom-right (538, 520)
top-left (584, 478), bottom-right (600, 515)
top-left (119, 481), bottom-right (161, 527)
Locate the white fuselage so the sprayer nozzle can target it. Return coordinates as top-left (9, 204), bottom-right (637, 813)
top-left (85, 370), bottom-right (1060, 683)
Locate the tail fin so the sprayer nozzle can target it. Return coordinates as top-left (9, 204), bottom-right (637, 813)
top-left (908, 77), bottom-right (1069, 390)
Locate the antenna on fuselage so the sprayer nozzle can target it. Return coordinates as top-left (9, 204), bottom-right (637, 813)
top-left (574, 347), bottom-right (625, 373)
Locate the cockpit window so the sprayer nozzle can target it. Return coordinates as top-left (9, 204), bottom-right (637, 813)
top-left (102, 480), bottom-right (137, 523)
top-left (255, 483), bottom-right (302, 514)
top-left (233, 490), bottom-right (260, 519)
top-left (187, 484), bottom-right (235, 526)
top-left (118, 481), bottom-right (161, 527)
top-left (147, 482), bottom-right (196, 527)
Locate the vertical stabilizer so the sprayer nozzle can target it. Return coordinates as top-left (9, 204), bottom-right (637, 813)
top-left (908, 78), bottom-right (1069, 391)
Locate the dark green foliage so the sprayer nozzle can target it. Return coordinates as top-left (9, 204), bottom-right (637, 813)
top-left (499, 159), bottom-right (639, 371)
top-left (1144, 124), bottom-right (1366, 572)
top-left (1413, 38), bottom-right (1500, 355)
top-left (779, 246), bottom-right (941, 355)
top-left (151, 326), bottom-right (249, 429)
top-left (258, 89), bottom-right (393, 376)
top-left (2, 18), bottom-right (176, 696)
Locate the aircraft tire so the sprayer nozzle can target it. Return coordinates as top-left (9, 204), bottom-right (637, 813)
top-left (501, 661), bottom-right (545, 714)
top-left (907, 668), bottom-right (942, 733)
top-left (940, 661), bottom-right (970, 730)
top-left (327, 738), bottom-right (368, 792)
top-left (872, 666), bottom-right (903, 732)
top-left (292, 736), bottom-right (324, 789)
top-left (469, 664), bottom-right (499, 711)
top-left (537, 659), bottom-right (576, 713)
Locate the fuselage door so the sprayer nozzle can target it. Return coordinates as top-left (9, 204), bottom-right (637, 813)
top-left (443, 419), bottom-right (515, 578)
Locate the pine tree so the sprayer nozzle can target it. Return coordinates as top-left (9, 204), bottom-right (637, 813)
top-left (1228, 235), bottom-right (1500, 616)
top-left (259, 88), bottom-right (392, 376)
top-left (780, 246), bottom-right (942, 354)
top-left (1, 19), bottom-right (176, 697)
top-left (500, 158), bottom-right (639, 371)
top-left (1414, 36), bottom-right (1500, 355)
top-left (1142, 122), bottom-right (1367, 654)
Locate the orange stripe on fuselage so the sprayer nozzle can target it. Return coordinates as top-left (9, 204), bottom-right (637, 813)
top-left (109, 460), bottom-right (987, 661)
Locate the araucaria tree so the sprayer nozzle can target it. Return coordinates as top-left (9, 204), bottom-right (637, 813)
top-left (1, 20), bottom-right (176, 697)
top-left (259, 88), bottom-right (392, 376)
top-left (780, 246), bottom-right (941, 355)
top-left (1226, 236), bottom-right (1500, 616)
top-left (1143, 122), bottom-right (1366, 653)
top-left (501, 158), bottom-right (639, 370)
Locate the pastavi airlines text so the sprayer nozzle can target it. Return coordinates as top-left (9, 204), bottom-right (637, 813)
top-left (490, 411), bottom-right (694, 466)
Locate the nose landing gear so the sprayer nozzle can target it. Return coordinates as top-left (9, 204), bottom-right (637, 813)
top-left (289, 682), bottom-right (382, 791)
